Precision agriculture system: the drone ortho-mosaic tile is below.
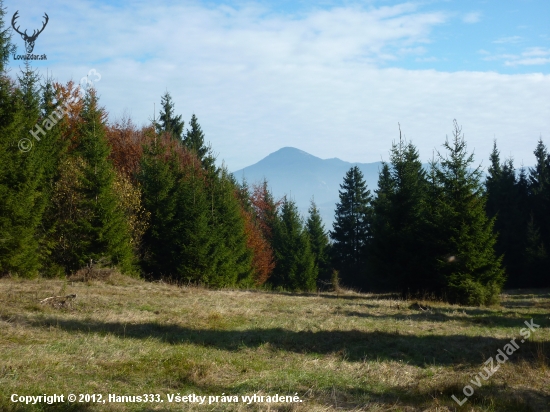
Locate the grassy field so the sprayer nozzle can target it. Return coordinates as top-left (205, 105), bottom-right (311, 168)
top-left (0, 275), bottom-right (549, 411)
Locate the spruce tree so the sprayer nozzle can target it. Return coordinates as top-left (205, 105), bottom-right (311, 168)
top-left (64, 89), bottom-right (135, 273)
top-left (183, 114), bottom-right (216, 171)
top-left (206, 168), bottom-right (254, 286)
top-left (330, 166), bottom-right (372, 289)
top-left (368, 163), bottom-right (394, 290)
top-left (497, 158), bottom-right (525, 283)
top-left (432, 121), bottom-right (505, 305)
top-left (140, 136), bottom-right (235, 285)
top-left (485, 141), bottom-right (503, 219)
top-left (28, 72), bottom-right (70, 276)
top-left (138, 137), bottom-right (181, 277)
top-left (306, 199), bottom-right (331, 285)
top-left (170, 162), bottom-right (214, 283)
top-left (485, 142), bottom-right (527, 287)
top-left (524, 215), bottom-right (548, 287)
top-left (156, 91), bottom-right (184, 140)
top-left (271, 197), bottom-right (317, 291)
top-left (0, 62), bottom-right (45, 276)
top-left (524, 139), bottom-right (550, 287)
top-left (0, 0), bottom-right (16, 275)
top-left (370, 136), bottom-right (431, 294)
top-left (0, 0), bottom-right (15, 72)
top-left (527, 139), bottom-right (550, 281)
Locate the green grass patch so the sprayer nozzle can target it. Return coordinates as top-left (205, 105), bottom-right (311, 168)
top-left (0, 278), bottom-right (549, 411)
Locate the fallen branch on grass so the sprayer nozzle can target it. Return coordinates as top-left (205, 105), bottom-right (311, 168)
top-left (40, 294), bottom-right (77, 308)
top-left (410, 302), bottom-right (431, 312)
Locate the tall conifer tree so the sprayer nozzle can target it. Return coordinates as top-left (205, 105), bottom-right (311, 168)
top-left (183, 114), bottom-right (216, 171)
top-left (0, 62), bottom-right (45, 276)
top-left (204, 167), bottom-right (253, 286)
top-left (485, 142), bottom-right (528, 287)
top-left (370, 135), bottom-right (430, 294)
top-left (171, 162), bottom-right (214, 283)
top-left (526, 139), bottom-right (550, 286)
top-left (0, 0), bottom-right (14, 71)
top-left (331, 166), bottom-right (372, 289)
top-left (65, 89), bottom-right (135, 273)
top-left (138, 136), bottom-right (182, 277)
top-left (271, 197), bottom-right (317, 291)
top-left (432, 121), bottom-right (504, 304)
top-left (156, 92), bottom-right (184, 140)
top-left (306, 199), bottom-right (331, 284)
top-left (368, 163), bottom-right (394, 290)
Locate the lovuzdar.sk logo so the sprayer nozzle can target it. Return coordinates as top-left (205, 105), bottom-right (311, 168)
top-left (12, 10), bottom-right (49, 60)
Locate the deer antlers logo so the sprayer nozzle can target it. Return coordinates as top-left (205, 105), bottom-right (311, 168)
top-left (11, 11), bottom-right (49, 54)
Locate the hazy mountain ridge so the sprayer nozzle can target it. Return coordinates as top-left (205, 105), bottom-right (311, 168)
top-left (233, 147), bottom-right (384, 228)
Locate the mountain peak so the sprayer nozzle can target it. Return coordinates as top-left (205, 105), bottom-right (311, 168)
top-left (268, 146), bottom-right (319, 159)
top-left (248, 147), bottom-right (323, 169)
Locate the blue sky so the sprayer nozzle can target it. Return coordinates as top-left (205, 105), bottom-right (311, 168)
top-left (5, 0), bottom-right (550, 170)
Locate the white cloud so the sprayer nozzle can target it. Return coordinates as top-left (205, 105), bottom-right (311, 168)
top-left (5, 0), bottom-right (550, 171)
top-left (415, 56), bottom-right (438, 62)
top-left (493, 36), bottom-right (523, 44)
top-left (506, 57), bottom-right (550, 66)
top-left (522, 47), bottom-right (550, 57)
top-left (11, 0), bottom-right (450, 68)
top-left (462, 12), bottom-right (481, 24)
top-left (482, 53), bottom-right (517, 62)
top-left (399, 46), bottom-right (427, 56)
top-left (486, 47), bottom-right (550, 67)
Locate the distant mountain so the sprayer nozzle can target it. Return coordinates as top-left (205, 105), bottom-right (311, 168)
top-left (232, 147), bottom-right (384, 229)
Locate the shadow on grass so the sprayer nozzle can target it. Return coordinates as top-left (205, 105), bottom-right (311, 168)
top-left (318, 292), bottom-right (401, 301)
top-left (502, 299), bottom-right (550, 309)
top-left (503, 288), bottom-right (550, 297)
top-left (338, 382), bottom-right (549, 412)
top-left (240, 288), bottom-right (402, 301)
top-left (185, 377), bottom-right (548, 412)
top-left (0, 400), bottom-right (94, 412)
top-left (266, 290), bottom-right (396, 301)
top-left (17, 315), bottom-right (550, 368)
top-left (343, 310), bottom-right (547, 329)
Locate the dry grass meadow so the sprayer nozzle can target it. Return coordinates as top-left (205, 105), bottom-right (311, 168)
top-left (0, 274), bottom-right (549, 411)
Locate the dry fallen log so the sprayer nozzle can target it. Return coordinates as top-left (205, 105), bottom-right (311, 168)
top-left (39, 294), bottom-right (77, 308)
top-left (409, 301), bottom-right (431, 312)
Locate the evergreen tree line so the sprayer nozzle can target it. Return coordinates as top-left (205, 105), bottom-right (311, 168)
top-left (1, 4), bottom-right (547, 304)
top-left (330, 122), bottom-right (549, 304)
top-left (0, 5), bottom-right (325, 290)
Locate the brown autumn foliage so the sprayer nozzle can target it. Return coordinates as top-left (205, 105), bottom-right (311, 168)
top-left (240, 181), bottom-right (283, 285)
top-left (142, 127), bottom-right (205, 178)
top-left (49, 156), bottom-right (87, 269)
top-left (242, 208), bottom-right (274, 286)
top-left (105, 116), bottom-right (143, 178)
top-left (52, 81), bottom-right (87, 150)
top-left (105, 118), bottom-right (205, 180)
top-left (112, 172), bottom-right (150, 250)
top-left (250, 180), bottom-right (282, 241)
